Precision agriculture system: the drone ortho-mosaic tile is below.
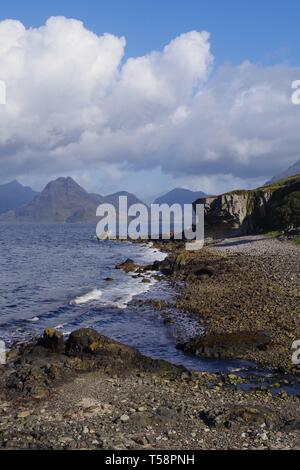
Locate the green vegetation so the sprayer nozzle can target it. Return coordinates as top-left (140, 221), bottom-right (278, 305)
top-left (224, 174), bottom-right (300, 197)
top-left (204, 172), bottom-right (300, 235)
top-left (268, 190), bottom-right (300, 229)
top-left (260, 173), bottom-right (300, 191)
top-left (264, 230), bottom-right (281, 238)
top-left (294, 235), bottom-right (300, 246)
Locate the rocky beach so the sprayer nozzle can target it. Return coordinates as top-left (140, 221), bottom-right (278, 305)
top-left (0, 234), bottom-right (299, 450)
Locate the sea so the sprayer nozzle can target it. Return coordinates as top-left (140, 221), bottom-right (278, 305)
top-left (0, 223), bottom-right (271, 374)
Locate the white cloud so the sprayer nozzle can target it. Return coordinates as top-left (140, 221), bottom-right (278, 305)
top-left (0, 16), bottom-right (299, 194)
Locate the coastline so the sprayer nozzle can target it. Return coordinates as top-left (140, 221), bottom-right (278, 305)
top-left (0, 235), bottom-right (300, 450)
top-left (148, 235), bottom-right (300, 374)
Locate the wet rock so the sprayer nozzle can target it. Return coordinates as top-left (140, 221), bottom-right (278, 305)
top-left (151, 258), bottom-right (176, 275)
top-left (39, 328), bottom-right (65, 353)
top-left (200, 404), bottom-right (279, 429)
top-left (65, 329), bottom-right (138, 365)
top-left (179, 331), bottom-right (271, 359)
top-left (65, 329), bottom-right (110, 355)
top-left (151, 253), bottom-right (217, 280)
top-left (115, 259), bottom-right (137, 273)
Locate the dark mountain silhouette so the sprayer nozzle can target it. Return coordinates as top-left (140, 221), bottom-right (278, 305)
top-left (10, 177), bottom-right (101, 223)
top-left (154, 188), bottom-right (207, 206)
top-left (105, 191), bottom-right (146, 208)
top-left (0, 180), bottom-right (39, 214)
top-left (0, 177), bottom-right (146, 224)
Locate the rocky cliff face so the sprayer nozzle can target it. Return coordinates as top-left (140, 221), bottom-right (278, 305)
top-left (195, 175), bottom-right (300, 236)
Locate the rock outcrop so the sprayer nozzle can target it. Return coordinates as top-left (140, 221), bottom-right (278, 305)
top-left (194, 174), bottom-right (300, 236)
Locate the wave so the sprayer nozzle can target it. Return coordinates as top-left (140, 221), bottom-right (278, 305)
top-left (100, 275), bottom-right (156, 309)
top-left (71, 289), bottom-right (102, 305)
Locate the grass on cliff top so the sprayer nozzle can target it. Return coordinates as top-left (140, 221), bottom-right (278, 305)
top-left (259, 173), bottom-right (300, 191)
top-left (264, 230), bottom-right (282, 238)
top-left (223, 173), bottom-right (300, 197)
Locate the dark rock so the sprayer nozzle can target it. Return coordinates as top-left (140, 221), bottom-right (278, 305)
top-left (280, 419), bottom-right (300, 433)
top-left (65, 328), bottom-right (110, 355)
top-left (65, 329), bottom-right (139, 366)
top-left (156, 406), bottom-right (177, 420)
top-left (39, 328), bottom-right (65, 353)
top-left (200, 404), bottom-right (279, 429)
top-left (152, 257), bottom-right (176, 275)
top-left (179, 331), bottom-right (271, 358)
top-left (115, 259), bottom-right (137, 273)
top-left (285, 227), bottom-right (300, 236)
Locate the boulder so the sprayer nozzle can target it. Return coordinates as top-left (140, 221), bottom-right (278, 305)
top-left (178, 331), bottom-right (271, 359)
top-left (65, 328), bottom-right (137, 361)
top-left (200, 404), bottom-right (279, 429)
top-left (115, 258), bottom-right (137, 273)
top-left (65, 328), bottom-right (109, 355)
top-left (39, 328), bottom-right (65, 353)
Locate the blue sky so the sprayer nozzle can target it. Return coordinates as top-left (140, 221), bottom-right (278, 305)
top-left (1, 1), bottom-right (300, 198)
top-left (1, 0), bottom-right (300, 66)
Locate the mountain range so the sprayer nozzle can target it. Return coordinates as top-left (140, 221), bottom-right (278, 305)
top-left (154, 188), bottom-right (207, 207)
top-left (0, 178), bottom-right (209, 224)
top-left (0, 177), bottom-right (147, 224)
top-left (2, 160), bottom-right (299, 224)
top-left (0, 180), bottom-right (39, 214)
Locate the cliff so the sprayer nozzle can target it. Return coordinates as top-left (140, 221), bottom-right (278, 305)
top-left (195, 174), bottom-right (300, 236)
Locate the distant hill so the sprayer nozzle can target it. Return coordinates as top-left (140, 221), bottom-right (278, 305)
top-left (105, 191), bottom-right (146, 208)
top-left (7, 177), bottom-right (102, 223)
top-left (153, 188), bottom-right (207, 207)
top-left (0, 180), bottom-right (39, 214)
top-left (0, 177), bottom-right (147, 224)
top-left (266, 159), bottom-right (300, 185)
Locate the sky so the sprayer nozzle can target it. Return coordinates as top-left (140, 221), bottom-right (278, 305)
top-left (0, 0), bottom-right (300, 199)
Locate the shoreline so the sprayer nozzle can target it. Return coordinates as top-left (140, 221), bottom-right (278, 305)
top-left (1, 323), bottom-right (300, 450)
top-left (146, 235), bottom-right (300, 374)
top-left (1, 234), bottom-right (300, 450)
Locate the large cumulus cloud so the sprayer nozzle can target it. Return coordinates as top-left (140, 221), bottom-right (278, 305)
top-left (0, 16), bottom-right (299, 190)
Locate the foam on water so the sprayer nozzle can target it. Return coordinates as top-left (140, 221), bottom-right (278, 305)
top-left (99, 275), bottom-right (157, 309)
top-left (71, 289), bottom-right (102, 305)
top-left (0, 224), bottom-right (266, 378)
